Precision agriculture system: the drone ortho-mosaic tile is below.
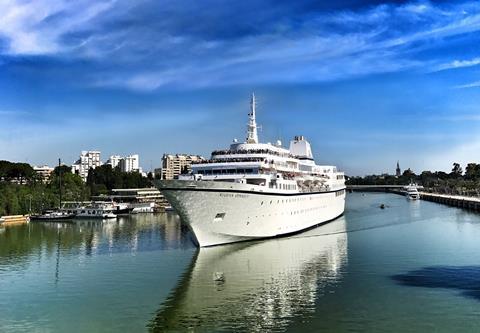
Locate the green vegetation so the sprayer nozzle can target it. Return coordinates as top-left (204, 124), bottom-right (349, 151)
top-left (86, 164), bottom-right (151, 196)
top-left (0, 160), bottom-right (152, 216)
top-left (347, 163), bottom-right (480, 196)
top-left (0, 160), bottom-right (37, 183)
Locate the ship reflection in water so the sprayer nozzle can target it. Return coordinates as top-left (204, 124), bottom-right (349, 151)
top-left (149, 218), bottom-right (348, 332)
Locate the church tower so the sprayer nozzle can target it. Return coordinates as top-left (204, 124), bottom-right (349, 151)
top-left (396, 161), bottom-right (401, 177)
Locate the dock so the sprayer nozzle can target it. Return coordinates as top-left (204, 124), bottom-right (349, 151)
top-left (420, 192), bottom-right (480, 211)
top-left (0, 215), bottom-right (30, 226)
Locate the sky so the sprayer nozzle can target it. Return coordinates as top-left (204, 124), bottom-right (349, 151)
top-left (1, 0), bottom-right (480, 176)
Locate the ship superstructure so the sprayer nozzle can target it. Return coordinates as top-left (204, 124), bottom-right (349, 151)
top-left (157, 94), bottom-right (346, 247)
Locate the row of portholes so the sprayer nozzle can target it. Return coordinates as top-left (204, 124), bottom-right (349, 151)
top-left (247, 205), bottom-right (328, 221)
top-left (260, 195), bottom-right (336, 205)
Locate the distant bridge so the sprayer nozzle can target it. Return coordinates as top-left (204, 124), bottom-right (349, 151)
top-left (346, 185), bottom-right (406, 189)
top-left (346, 185), bottom-right (424, 192)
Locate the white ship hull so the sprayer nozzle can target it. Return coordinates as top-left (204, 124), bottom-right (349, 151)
top-left (157, 180), bottom-right (346, 247)
top-left (406, 193), bottom-right (420, 200)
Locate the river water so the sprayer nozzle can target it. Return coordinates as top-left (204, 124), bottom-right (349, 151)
top-left (1, 193), bottom-right (480, 332)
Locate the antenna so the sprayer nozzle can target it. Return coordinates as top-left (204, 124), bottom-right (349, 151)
top-left (58, 158), bottom-right (62, 210)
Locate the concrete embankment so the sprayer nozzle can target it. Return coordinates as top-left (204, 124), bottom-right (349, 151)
top-left (419, 192), bottom-right (480, 211)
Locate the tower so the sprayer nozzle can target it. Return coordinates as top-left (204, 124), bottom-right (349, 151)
top-left (396, 161), bottom-right (401, 177)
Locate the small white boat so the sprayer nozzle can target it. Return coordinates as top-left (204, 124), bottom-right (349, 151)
top-left (130, 202), bottom-right (155, 213)
top-left (405, 183), bottom-right (420, 200)
top-left (74, 202), bottom-right (117, 219)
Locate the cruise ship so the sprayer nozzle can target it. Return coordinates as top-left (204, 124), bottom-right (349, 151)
top-left (156, 94), bottom-right (346, 247)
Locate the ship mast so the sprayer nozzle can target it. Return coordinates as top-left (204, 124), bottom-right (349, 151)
top-left (246, 93), bottom-right (259, 144)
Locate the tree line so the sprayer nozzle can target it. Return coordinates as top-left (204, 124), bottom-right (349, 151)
top-left (86, 164), bottom-right (152, 196)
top-left (0, 160), bottom-right (153, 216)
top-left (346, 162), bottom-right (480, 196)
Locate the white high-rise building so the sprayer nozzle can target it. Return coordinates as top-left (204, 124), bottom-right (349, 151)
top-left (119, 154), bottom-right (140, 173)
top-left (72, 150), bottom-right (101, 181)
top-left (106, 155), bottom-right (122, 169)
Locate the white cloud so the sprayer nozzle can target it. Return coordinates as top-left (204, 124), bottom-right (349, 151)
top-left (0, 0), bottom-right (114, 55)
top-left (436, 57), bottom-right (480, 71)
top-left (454, 81), bottom-right (480, 89)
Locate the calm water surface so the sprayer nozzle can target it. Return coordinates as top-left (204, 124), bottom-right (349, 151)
top-left (1, 193), bottom-right (480, 332)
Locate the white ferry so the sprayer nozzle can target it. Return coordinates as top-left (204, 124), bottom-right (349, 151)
top-left (405, 183), bottom-right (420, 200)
top-left (156, 94), bottom-right (346, 247)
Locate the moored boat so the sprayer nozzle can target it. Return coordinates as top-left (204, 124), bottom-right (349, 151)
top-left (74, 202), bottom-right (117, 219)
top-left (405, 183), bottom-right (420, 200)
top-left (30, 210), bottom-right (76, 221)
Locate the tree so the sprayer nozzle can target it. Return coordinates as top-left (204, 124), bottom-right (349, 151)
top-left (451, 163), bottom-right (463, 178)
top-left (465, 163), bottom-right (479, 180)
top-left (180, 165), bottom-right (189, 175)
top-left (0, 160), bottom-right (35, 183)
top-left (53, 165), bottom-right (72, 177)
top-left (86, 165), bottom-right (151, 196)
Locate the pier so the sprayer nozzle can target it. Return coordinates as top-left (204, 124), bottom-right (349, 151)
top-left (420, 192), bottom-right (480, 211)
top-left (0, 215), bottom-right (30, 225)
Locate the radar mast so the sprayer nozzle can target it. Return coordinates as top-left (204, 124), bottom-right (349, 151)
top-left (246, 93), bottom-right (259, 144)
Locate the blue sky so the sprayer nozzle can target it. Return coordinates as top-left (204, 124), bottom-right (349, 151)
top-left (1, 0), bottom-right (480, 175)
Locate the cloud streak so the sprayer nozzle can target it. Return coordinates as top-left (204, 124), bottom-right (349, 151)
top-left (454, 81), bottom-right (480, 89)
top-left (435, 57), bottom-right (480, 71)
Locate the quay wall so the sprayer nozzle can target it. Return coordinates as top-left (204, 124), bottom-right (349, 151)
top-left (419, 193), bottom-right (480, 212)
